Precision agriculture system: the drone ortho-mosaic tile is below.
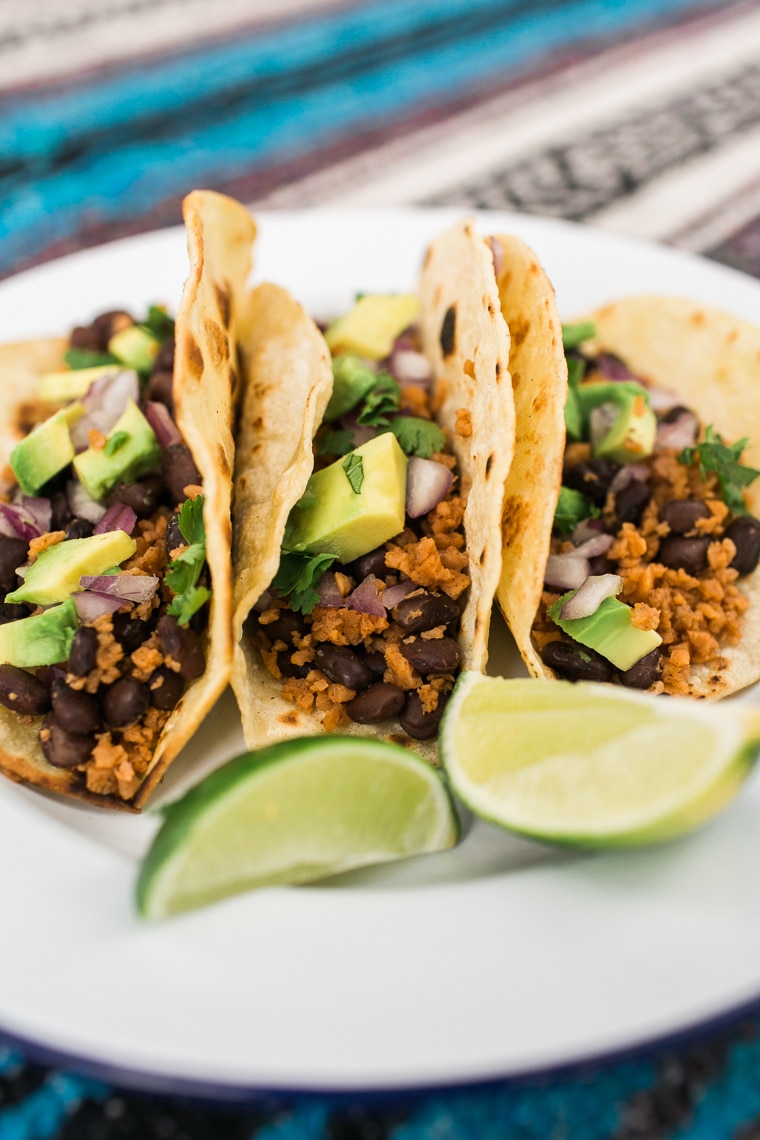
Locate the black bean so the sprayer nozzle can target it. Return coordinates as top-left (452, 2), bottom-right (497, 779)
top-left (658, 534), bottom-right (711, 575)
top-left (41, 714), bottom-right (95, 768)
top-left (345, 682), bottom-right (406, 724)
top-left (0, 665), bottom-right (51, 715)
top-left (257, 608), bottom-right (306, 648)
top-left (165, 511), bottom-right (184, 553)
top-left (112, 610), bottom-right (153, 653)
top-left (540, 640), bottom-right (613, 683)
top-left (151, 336), bottom-right (175, 376)
top-left (398, 637), bottom-right (460, 675)
top-left (393, 592), bottom-right (460, 634)
top-left (67, 627), bottom-right (99, 676)
top-left (51, 680), bottom-right (101, 734)
top-left (71, 310), bottom-right (134, 354)
top-left (277, 651), bottom-right (311, 679)
top-left (400, 689), bottom-right (449, 740)
top-left (0, 603), bottom-right (31, 624)
top-left (353, 548), bottom-right (388, 580)
top-left (659, 499), bottom-right (710, 535)
top-left (315, 644), bottom-right (373, 691)
top-left (364, 650), bottom-right (387, 678)
top-left (0, 537), bottom-right (29, 593)
top-left (157, 614), bottom-right (205, 679)
top-left (148, 666), bottom-right (185, 711)
top-left (109, 475), bottom-right (163, 519)
top-left (65, 518), bottom-right (94, 541)
top-left (162, 444), bottom-right (202, 505)
top-left (620, 648), bottom-right (662, 689)
top-left (726, 516), bottom-right (760, 577)
top-left (614, 480), bottom-right (651, 527)
top-left (102, 677), bottom-right (150, 729)
top-left (50, 490), bottom-right (72, 531)
top-left (145, 370), bottom-right (174, 413)
top-left (564, 457), bottom-right (620, 505)
top-left (588, 555), bottom-right (616, 576)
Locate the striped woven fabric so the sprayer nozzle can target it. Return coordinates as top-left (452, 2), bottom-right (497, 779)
top-left (2, 1), bottom-right (760, 1137)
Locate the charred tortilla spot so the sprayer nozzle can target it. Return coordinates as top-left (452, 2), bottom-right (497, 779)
top-left (184, 333), bottom-right (204, 379)
top-left (478, 547), bottom-right (486, 566)
top-left (215, 282), bottom-right (232, 327)
top-left (440, 305), bottom-right (456, 357)
top-left (485, 453), bottom-right (495, 479)
top-left (512, 370), bottom-right (521, 391)
top-left (203, 319), bottom-right (228, 367)
top-left (463, 359), bottom-right (475, 380)
top-left (510, 315), bottom-right (531, 348)
top-left (280, 711), bottom-right (300, 726)
top-left (252, 416), bottom-right (263, 431)
top-left (487, 303), bottom-right (494, 316)
top-left (216, 441), bottom-right (230, 476)
top-left (501, 494), bottom-right (527, 548)
top-left (690, 311), bottom-right (707, 328)
top-left (495, 361), bottom-right (502, 380)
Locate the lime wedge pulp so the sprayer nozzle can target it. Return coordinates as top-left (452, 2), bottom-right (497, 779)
top-left (137, 736), bottom-right (459, 919)
top-left (440, 672), bottom-right (760, 847)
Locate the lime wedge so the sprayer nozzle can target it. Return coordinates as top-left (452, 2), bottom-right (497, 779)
top-left (137, 736), bottom-right (459, 918)
top-left (440, 672), bottom-right (760, 847)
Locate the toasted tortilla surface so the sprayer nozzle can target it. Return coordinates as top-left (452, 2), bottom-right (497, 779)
top-left (0, 189), bottom-right (252, 809)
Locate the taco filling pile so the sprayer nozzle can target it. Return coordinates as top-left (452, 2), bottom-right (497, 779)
top-left (533, 315), bottom-right (760, 697)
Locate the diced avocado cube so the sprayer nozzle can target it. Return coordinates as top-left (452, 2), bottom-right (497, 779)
top-left (0, 599), bottom-right (78, 668)
top-left (10, 405), bottom-right (83, 496)
top-left (324, 355), bottom-right (378, 422)
top-left (284, 432), bottom-right (408, 564)
top-left (577, 381), bottom-right (656, 464)
top-left (73, 400), bottom-right (161, 501)
top-left (108, 325), bottom-right (160, 374)
top-left (548, 593), bottom-right (662, 671)
top-left (325, 294), bottom-right (420, 361)
top-left (6, 531), bottom-right (137, 606)
top-left (38, 364), bottom-right (122, 404)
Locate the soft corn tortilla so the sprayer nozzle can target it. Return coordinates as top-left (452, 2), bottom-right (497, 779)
top-left (0, 189), bottom-right (252, 809)
top-left (231, 217), bottom-right (514, 760)
top-left (500, 291), bottom-right (760, 699)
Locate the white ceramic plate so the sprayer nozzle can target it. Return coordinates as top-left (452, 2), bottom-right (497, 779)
top-left (0, 208), bottom-right (759, 1098)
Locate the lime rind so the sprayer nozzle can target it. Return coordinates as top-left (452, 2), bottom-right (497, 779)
top-left (137, 736), bottom-right (459, 919)
top-left (440, 672), bottom-right (760, 848)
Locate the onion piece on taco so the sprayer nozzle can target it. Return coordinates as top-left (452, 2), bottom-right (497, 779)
top-left (231, 218), bottom-right (514, 760)
top-left (496, 285), bottom-right (760, 700)
top-left (0, 189), bottom-right (252, 808)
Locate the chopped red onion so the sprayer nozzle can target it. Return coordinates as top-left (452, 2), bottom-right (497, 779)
top-left (589, 402), bottom-right (618, 450)
top-left (389, 349), bottom-right (432, 387)
top-left (608, 463), bottom-right (649, 496)
top-left (572, 532), bottom-right (614, 559)
top-left (345, 574), bottom-right (386, 617)
top-left (16, 495), bottom-right (52, 534)
top-left (560, 574), bottom-right (623, 620)
top-left (67, 479), bottom-right (107, 524)
top-left (73, 591), bottom-right (124, 622)
top-left (545, 554), bottom-right (590, 591)
top-left (70, 369), bottom-right (139, 449)
top-left (314, 572), bottom-right (344, 608)
top-left (339, 409), bottom-right (377, 450)
top-left (594, 353), bottom-right (639, 381)
top-left (0, 501), bottom-right (43, 541)
top-left (79, 573), bottom-right (159, 603)
top-left (406, 457), bottom-right (454, 519)
top-left (487, 236), bottom-right (504, 278)
top-left (646, 386), bottom-right (682, 412)
top-left (381, 579), bottom-right (415, 609)
top-left (571, 517), bottom-right (606, 545)
top-left (656, 409), bottom-right (699, 452)
top-left (93, 503), bottom-right (137, 536)
top-left (145, 400), bottom-right (182, 448)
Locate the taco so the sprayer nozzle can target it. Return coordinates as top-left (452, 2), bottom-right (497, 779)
top-left (231, 218), bottom-right (515, 759)
top-left (0, 189), bottom-right (253, 808)
top-left (495, 282), bottom-right (760, 700)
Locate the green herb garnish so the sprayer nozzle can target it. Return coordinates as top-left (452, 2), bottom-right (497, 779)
top-left (143, 305), bottom-right (175, 341)
top-left (272, 551), bottom-right (339, 615)
top-left (388, 416), bottom-right (446, 459)
top-left (562, 321), bottom-right (596, 351)
top-left (166, 495), bottom-right (210, 625)
top-left (553, 486), bottom-right (600, 535)
top-left (104, 430), bottom-right (129, 457)
top-left (677, 426), bottom-right (760, 516)
top-left (357, 372), bottom-right (400, 428)
top-left (64, 348), bottom-right (119, 370)
top-left (342, 453), bottom-right (365, 494)
top-left (316, 428), bottom-right (354, 457)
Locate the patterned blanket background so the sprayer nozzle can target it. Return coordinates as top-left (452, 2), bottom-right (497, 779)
top-left (2, 0), bottom-right (760, 1136)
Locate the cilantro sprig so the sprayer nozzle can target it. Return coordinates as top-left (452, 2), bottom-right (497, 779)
top-left (388, 416), bottom-right (445, 458)
top-left (357, 372), bottom-right (400, 428)
top-left (342, 453), bottom-right (364, 493)
top-left (272, 551), bottom-right (339, 615)
top-left (104, 430), bottom-right (129, 457)
top-left (166, 495), bottom-right (211, 625)
top-left (677, 426), bottom-right (760, 516)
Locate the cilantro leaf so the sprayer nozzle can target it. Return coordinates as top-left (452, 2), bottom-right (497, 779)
top-left (324, 356), bottom-right (377, 422)
top-left (342, 453), bottom-right (364, 493)
top-left (554, 486), bottom-right (600, 535)
top-left (562, 321), bottom-right (596, 351)
top-left (387, 416), bottom-right (445, 459)
top-left (272, 551), bottom-right (339, 615)
top-left (64, 347), bottom-right (119, 370)
top-left (357, 372), bottom-right (400, 428)
top-left (316, 428), bottom-right (354, 456)
top-left (104, 430), bottom-right (129, 457)
top-left (143, 305), bottom-right (175, 341)
top-left (677, 426), bottom-right (760, 516)
top-left (165, 495), bottom-right (209, 625)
